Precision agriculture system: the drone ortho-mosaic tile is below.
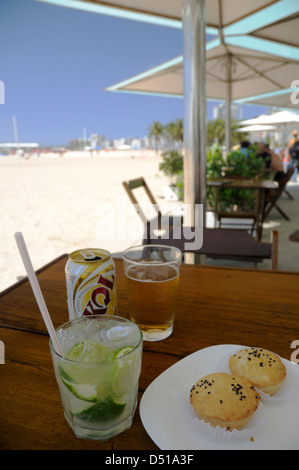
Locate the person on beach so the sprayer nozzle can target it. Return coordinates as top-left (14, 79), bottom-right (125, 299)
top-left (288, 130), bottom-right (299, 181)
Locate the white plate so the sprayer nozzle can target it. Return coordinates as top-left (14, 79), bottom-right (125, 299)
top-left (139, 344), bottom-right (299, 450)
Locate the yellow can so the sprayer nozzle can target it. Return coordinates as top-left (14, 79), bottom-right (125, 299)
top-left (65, 248), bottom-right (117, 320)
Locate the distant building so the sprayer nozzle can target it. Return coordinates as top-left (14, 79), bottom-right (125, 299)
top-left (0, 142), bottom-right (39, 154)
top-left (0, 142), bottom-right (39, 148)
top-left (213, 103), bottom-right (241, 121)
top-left (90, 133), bottom-right (105, 149)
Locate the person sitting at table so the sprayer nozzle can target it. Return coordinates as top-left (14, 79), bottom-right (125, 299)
top-left (256, 141), bottom-right (284, 182)
top-left (239, 140), bottom-right (251, 157)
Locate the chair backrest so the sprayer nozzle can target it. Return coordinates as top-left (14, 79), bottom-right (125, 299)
top-left (144, 228), bottom-right (279, 270)
top-left (277, 167), bottom-right (295, 190)
top-left (264, 167), bottom-right (295, 218)
top-left (122, 177), bottom-right (161, 224)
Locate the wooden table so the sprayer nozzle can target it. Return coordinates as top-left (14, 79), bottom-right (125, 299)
top-left (0, 255), bottom-right (299, 450)
top-left (207, 178), bottom-right (278, 240)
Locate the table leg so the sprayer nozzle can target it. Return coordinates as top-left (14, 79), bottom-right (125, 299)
top-left (256, 189), bottom-right (266, 241)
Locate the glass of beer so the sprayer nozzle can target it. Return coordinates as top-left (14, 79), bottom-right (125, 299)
top-left (122, 245), bottom-right (182, 341)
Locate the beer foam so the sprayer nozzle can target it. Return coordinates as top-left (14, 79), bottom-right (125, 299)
top-left (126, 264), bottom-right (179, 282)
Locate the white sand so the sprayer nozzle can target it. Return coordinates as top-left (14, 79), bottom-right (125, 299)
top-left (1, 149), bottom-right (298, 293)
top-left (0, 150), bottom-right (181, 292)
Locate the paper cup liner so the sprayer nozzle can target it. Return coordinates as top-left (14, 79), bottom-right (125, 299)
top-left (215, 346), bottom-right (296, 402)
top-left (177, 388), bottom-right (268, 444)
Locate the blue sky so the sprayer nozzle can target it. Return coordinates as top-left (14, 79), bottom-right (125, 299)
top-left (0, 0), bottom-right (266, 146)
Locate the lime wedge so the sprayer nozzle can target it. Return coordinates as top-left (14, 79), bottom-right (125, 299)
top-left (66, 340), bottom-right (112, 363)
top-left (67, 395), bottom-right (95, 415)
top-left (60, 368), bottom-right (97, 402)
top-left (74, 397), bottom-right (125, 423)
top-left (112, 346), bottom-right (134, 359)
top-left (112, 346), bottom-right (139, 396)
top-left (59, 340), bottom-right (115, 400)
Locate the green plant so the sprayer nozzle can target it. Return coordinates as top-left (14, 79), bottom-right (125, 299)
top-left (159, 150), bottom-right (184, 185)
top-left (226, 145), bottom-right (265, 178)
top-left (208, 144), bottom-right (267, 211)
top-left (174, 171), bottom-right (184, 201)
top-left (207, 144), bottom-right (225, 178)
top-left (158, 144), bottom-right (268, 209)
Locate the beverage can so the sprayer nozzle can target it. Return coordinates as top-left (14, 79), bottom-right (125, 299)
top-left (65, 248), bottom-right (117, 320)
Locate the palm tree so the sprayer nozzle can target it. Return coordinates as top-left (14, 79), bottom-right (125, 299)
top-left (207, 119), bottom-right (226, 146)
top-left (165, 118), bottom-right (184, 149)
top-left (207, 118), bottom-right (248, 147)
top-left (147, 121), bottom-right (165, 152)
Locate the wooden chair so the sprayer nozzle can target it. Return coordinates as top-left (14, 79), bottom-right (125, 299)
top-left (216, 185), bottom-right (260, 237)
top-left (263, 167), bottom-right (295, 221)
top-left (217, 210), bottom-right (258, 235)
top-left (122, 177), bottom-right (183, 235)
top-left (144, 227), bottom-right (279, 270)
top-left (289, 229), bottom-right (299, 242)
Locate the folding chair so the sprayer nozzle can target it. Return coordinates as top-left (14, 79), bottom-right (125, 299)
top-left (216, 184), bottom-right (260, 237)
top-left (263, 167), bottom-right (295, 221)
top-left (122, 177), bottom-right (183, 236)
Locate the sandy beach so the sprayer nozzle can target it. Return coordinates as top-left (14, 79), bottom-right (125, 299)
top-left (1, 149), bottom-right (299, 293)
top-left (0, 150), bottom-right (180, 293)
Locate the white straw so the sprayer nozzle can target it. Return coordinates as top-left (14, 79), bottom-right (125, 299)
top-left (14, 232), bottom-right (63, 356)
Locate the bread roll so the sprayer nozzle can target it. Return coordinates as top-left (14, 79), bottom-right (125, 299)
top-left (190, 372), bottom-right (260, 431)
top-left (229, 347), bottom-right (286, 396)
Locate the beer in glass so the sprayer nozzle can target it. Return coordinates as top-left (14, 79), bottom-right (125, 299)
top-left (122, 245), bottom-right (182, 341)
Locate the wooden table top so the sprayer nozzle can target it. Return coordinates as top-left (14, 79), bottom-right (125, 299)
top-left (1, 255), bottom-right (299, 450)
top-left (207, 178), bottom-right (278, 190)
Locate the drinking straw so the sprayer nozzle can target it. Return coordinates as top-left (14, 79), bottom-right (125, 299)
top-left (14, 232), bottom-right (63, 356)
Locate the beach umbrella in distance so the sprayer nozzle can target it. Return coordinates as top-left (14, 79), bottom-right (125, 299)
top-left (240, 110), bottom-right (299, 126)
top-left (236, 124), bottom-right (276, 132)
top-left (239, 110), bottom-right (299, 148)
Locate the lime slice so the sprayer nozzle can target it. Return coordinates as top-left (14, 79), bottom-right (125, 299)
top-left (60, 368), bottom-right (97, 402)
top-left (60, 340), bottom-right (115, 400)
top-left (67, 395), bottom-right (95, 415)
top-left (74, 397), bottom-right (125, 423)
top-left (112, 346), bottom-right (139, 396)
top-left (112, 346), bottom-right (134, 359)
top-left (66, 340), bottom-right (112, 363)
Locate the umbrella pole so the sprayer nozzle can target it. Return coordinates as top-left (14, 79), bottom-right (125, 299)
top-left (182, 0), bottom-right (206, 233)
top-left (225, 52), bottom-right (232, 155)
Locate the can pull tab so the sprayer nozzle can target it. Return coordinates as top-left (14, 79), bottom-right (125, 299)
top-left (81, 250), bottom-right (102, 261)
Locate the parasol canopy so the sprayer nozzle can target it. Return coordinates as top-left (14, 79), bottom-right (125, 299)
top-left (240, 110), bottom-right (299, 126)
top-left (105, 41), bottom-right (299, 107)
top-left (236, 124), bottom-right (277, 132)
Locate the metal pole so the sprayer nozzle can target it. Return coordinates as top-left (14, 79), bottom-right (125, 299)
top-left (183, 0), bottom-right (206, 228)
top-left (12, 115), bottom-right (19, 146)
top-left (225, 52), bottom-right (232, 154)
